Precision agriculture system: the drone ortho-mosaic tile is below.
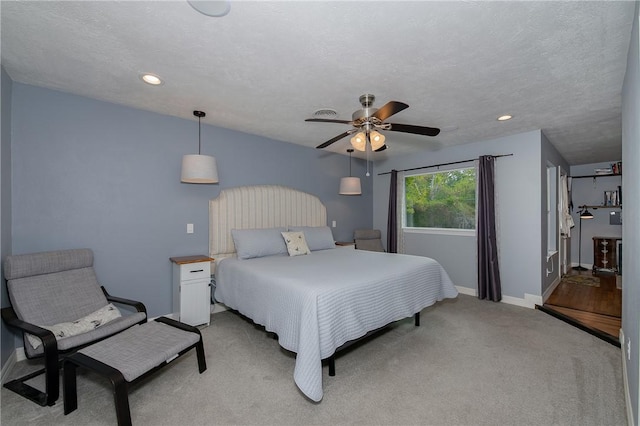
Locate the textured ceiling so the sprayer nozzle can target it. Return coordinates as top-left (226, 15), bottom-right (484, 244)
top-left (1, 1), bottom-right (634, 164)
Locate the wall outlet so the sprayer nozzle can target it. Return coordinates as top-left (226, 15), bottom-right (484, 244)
top-left (332, 220), bottom-right (336, 228)
top-left (187, 223), bottom-right (194, 234)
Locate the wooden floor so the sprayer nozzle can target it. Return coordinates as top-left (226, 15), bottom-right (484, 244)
top-left (541, 269), bottom-right (622, 345)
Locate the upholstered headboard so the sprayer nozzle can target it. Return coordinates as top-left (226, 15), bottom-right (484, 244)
top-left (209, 185), bottom-right (327, 261)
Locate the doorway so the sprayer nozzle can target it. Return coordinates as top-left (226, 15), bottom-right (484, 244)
top-left (538, 167), bottom-right (622, 346)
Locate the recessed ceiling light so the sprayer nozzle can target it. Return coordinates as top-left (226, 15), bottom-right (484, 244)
top-left (140, 73), bottom-right (163, 86)
top-left (497, 115), bottom-right (513, 121)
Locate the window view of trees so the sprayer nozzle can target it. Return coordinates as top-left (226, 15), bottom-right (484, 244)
top-left (404, 168), bottom-right (476, 229)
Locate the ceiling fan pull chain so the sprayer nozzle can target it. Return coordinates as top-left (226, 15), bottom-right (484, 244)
top-left (366, 140), bottom-right (371, 177)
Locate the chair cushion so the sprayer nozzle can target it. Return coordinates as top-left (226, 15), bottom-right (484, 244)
top-left (8, 267), bottom-right (108, 326)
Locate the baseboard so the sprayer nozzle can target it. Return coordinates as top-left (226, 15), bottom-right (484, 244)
top-left (543, 276), bottom-right (562, 303)
top-left (14, 346), bottom-right (25, 362)
top-left (455, 286), bottom-right (541, 309)
top-left (620, 329), bottom-right (636, 426)
top-left (211, 303), bottom-right (229, 314)
top-left (455, 285), bottom-right (476, 297)
top-left (570, 261), bottom-right (594, 271)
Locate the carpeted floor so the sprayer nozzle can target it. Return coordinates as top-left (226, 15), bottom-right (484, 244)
top-left (1, 294), bottom-right (627, 426)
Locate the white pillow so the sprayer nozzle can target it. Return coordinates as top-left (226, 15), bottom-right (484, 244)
top-left (288, 226), bottom-right (335, 251)
top-left (231, 227), bottom-right (288, 259)
top-left (281, 231), bottom-right (311, 257)
top-left (27, 303), bottom-right (122, 350)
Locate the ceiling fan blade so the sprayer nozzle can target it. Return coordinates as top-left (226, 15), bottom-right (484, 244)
top-left (305, 118), bottom-right (353, 125)
top-left (372, 101), bottom-right (409, 121)
top-left (374, 144), bottom-right (387, 152)
top-left (316, 131), bottom-right (351, 149)
top-left (387, 123), bottom-right (440, 137)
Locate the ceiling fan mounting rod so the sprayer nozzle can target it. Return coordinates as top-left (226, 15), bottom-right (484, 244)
top-left (359, 94), bottom-right (375, 108)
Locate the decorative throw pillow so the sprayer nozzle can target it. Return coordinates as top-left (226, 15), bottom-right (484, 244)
top-left (26, 303), bottom-right (122, 350)
top-left (281, 231), bottom-right (311, 257)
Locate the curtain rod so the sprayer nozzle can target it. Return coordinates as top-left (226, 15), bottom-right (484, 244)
top-left (377, 153), bottom-right (513, 176)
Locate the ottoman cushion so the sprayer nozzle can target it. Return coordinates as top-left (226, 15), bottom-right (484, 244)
top-left (79, 321), bottom-right (200, 382)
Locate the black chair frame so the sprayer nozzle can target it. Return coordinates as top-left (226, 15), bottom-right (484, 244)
top-left (1, 287), bottom-right (146, 407)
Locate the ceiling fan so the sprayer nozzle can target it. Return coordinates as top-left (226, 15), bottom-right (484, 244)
top-left (306, 94), bottom-right (440, 152)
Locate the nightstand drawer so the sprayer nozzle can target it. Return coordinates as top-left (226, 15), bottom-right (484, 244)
top-left (179, 262), bottom-right (210, 280)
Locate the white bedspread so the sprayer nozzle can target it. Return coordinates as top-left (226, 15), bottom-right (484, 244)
top-left (215, 248), bottom-right (458, 401)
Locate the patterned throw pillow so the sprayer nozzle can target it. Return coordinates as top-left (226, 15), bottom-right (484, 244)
top-left (26, 303), bottom-right (122, 349)
top-left (281, 231), bottom-right (311, 257)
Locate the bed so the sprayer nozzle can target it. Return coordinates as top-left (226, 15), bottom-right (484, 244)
top-left (210, 185), bottom-right (458, 401)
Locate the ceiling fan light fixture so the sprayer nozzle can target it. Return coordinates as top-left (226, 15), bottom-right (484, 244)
top-left (370, 131), bottom-right (385, 151)
top-left (350, 132), bottom-right (366, 151)
top-left (310, 94), bottom-right (440, 150)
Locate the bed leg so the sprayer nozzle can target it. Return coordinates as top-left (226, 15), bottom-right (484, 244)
top-left (328, 356), bottom-right (335, 376)
top-left (415, 312), bottom-right (420, 326)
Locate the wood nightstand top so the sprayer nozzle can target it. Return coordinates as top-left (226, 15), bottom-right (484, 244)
top-left (169, 255), bottom-right (214, 265)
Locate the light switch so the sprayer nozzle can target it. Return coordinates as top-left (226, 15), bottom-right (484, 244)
top-left (332, 220), bottom-right (337, 228)
top-left (187, 223), bottom-right (194, 234)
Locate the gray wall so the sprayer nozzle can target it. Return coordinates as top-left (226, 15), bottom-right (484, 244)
top-left (621, 2), bottom-right (639, 423)
top-left (1, 68), bottom-right (13, 367)
top-left (6, 83), bottom-right (373, 348)
top-left (372, 130), bottom-right (544, 300)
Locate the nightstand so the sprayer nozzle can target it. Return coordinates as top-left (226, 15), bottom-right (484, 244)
top-left (170, 255), bottom-right (214, 327)
top-left (335, 242), bottom-right (355, 249)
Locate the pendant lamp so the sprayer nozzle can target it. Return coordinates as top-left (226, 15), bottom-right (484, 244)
top-left (339, 149), bottom-right (361, 195)
top-left (181, 111), bottom-right (219, 184)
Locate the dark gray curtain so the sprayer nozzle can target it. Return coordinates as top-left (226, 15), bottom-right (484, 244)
top-left (387, 170), bottom-right (398, 253)
top-left (477, 156), bottom-right (502, 301)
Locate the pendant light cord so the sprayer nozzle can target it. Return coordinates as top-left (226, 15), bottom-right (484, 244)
top-left (193, 110), bottom-right (206, 155)
top-left (198, 115), bottom-right (202, 155)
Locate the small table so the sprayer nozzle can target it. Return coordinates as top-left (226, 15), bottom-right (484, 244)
top-left (63, 317), bottom-right (206, 426)
top-left (335, 241), bottom-right (355, 249)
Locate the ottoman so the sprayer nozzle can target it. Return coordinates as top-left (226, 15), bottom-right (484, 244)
top-left (63, 317), bottom-right (206, 426)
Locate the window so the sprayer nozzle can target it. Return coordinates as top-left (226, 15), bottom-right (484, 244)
top-left (404, 167), bottom-right (476, 230)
